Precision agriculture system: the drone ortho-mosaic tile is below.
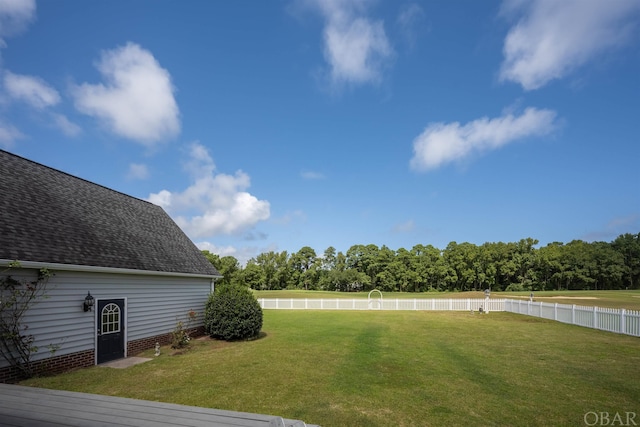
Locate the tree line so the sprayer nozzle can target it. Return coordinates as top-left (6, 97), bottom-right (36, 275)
top-left (202, 233), bottom-right (640, 292)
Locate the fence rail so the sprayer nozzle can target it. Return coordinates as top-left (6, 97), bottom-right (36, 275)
top-left (257, 297), bottom-right (640, 337)
top-left (503, 299), bottom-right (640, 337)
top-left (258, 298), bottom-right (504, 312)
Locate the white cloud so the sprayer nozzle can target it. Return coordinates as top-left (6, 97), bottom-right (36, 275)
top-left (147, 142), bottom-right (270, 238)
top-left (126, 163), bottom-right (150, 180)
top-left (499, 0), bottom-right (640, 90)
top-left (197, 242), bottom-right (239, 258)
top-left (607, 214), bottom-right (640, 230)
top-left (0, 121), bottom-right (22, 148)
top-left (272, 209), bottom-right (307, 226)
top-left (301, 170), bottom-right (325, 180)
top-left (3, 71), bottom-right (60, 109)
top-left (583, 213), bottom-right (640, 242)
top-left (306, 0), bottom-right (393, 86)
top-left (392, 219), bottom-right (415, 233)
top-left (196, 241), bottom-right (273, 267)
top-left (2, 72), bottom-right (82, 137)
top-left (72, 43), bottom-right (180, 145)
top-left (147, 189), bottom-right (172, 208)
top-left (0, 0), bottom-right (36, 45)
top-left (50, 113), bottom-right (81, 137)
top-left (396, 3), bottom-right (424, 48)
top-left (410, 107), bottom-right (558, 171)
top-left (0, 4), bottom-right (83, 142)
top-left (397, 3), bottom-right (423, 28)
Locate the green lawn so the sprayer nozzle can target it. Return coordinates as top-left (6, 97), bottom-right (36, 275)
top-left (254, 289), bottom-right (640, 310)
top-left (21, 310), bottom-right (640, 426)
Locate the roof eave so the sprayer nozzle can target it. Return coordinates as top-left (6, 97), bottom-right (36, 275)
top-left (0, 259), bottom-right (223, 280)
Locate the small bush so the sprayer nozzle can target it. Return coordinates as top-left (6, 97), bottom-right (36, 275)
top-left (171, 310), bottom-right (197, 349)
top-left (204, 285), bottom-right (263, 341)
top-left (171, 321), bottom-right (190, 349)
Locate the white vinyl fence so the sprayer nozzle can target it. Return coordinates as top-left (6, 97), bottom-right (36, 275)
top-left (257, 297), bottom-right (640, 337)
top-left (258, 298), bottom-right (505, 312)
top-left (504, 299), bottom-right (640, 337)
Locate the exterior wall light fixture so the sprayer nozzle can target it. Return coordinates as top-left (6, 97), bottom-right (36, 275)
top-left (83, 292), bottom-right (95, 312)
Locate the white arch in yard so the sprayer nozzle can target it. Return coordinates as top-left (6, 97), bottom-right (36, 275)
top-left (368, 289), bottom-right (383, 310)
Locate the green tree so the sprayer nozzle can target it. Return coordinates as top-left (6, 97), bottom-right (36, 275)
top-left (612, 233), bottom-right (640, 289)
top-left (321, 246), bottom-right (337, 271)
top-left (346, 244), bottom-right (380, 288)
top-left (477, 243), bottom-right (497, 291)
top-left (561, 240), bottom-right (596, 290)
top-left (537, 242), bottom-right (566, 290)
top-left (290, 247), bottom-right (317, 290)
top-left (201, 251), bottom-right (241, 287)
top-left (239, 230), bottom-right (640, 292)
top-left (412, 244), bottom-right (450, 291)
top-left (589, 241), bottom-right (627, 290)
top-left (327, 268), bottom-right (370, 292)
top-left (241, 262), bottom-right (266, 290)
top-left (513, 238), bottom-right (539, 290)
top-left (248, 251), bottom-right (291, 290)
top-left (443, 242), bottom-right (478, 291)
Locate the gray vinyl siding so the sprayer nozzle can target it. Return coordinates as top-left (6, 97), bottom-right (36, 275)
top-left (0, 269), bottom-right (212, 367)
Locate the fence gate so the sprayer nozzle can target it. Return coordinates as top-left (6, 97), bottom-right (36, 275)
top-left (368, 289), bottom-right (383, 310)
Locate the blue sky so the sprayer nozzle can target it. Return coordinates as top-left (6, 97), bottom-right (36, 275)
top-left (2, 0), bottom-right (639, 265)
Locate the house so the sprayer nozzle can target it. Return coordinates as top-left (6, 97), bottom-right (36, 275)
top-left (0, 149), bottom-right (222, 382)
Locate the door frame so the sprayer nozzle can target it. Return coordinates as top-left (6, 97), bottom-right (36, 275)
top-left (94, 297), bottom-right (128, 364)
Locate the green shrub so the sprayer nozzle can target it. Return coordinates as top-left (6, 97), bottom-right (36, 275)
top-left (204, 285), bottom-right (263, 341)
top-left (505, 283), bottom-right (528, 292)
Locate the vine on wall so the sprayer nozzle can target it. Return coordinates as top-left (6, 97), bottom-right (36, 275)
top-left (0, 262), bottom-right (52, 378)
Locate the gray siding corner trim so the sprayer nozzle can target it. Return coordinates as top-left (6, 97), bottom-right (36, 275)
top-left (0, 259), bottom-right (223, 280)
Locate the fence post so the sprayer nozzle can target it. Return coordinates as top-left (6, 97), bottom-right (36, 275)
top-left (554, 303), bottom-right (558, 321)
top-left (621, 309), bottom-right (626, 334)
top-left (321, 299), bottom-right (324, 310)
top-left (593, 306), bottom-right (598, 329)
top-left (414, 299), bottom-right (417, 310)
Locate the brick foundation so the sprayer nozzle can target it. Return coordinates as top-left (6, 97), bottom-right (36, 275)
top-left (0, 327), bottom-right (206, 383)
top-left (0, 349), bottom-right (94, 383)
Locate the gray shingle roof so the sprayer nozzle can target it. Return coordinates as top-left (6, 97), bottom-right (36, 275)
top-left (0, 149), bottom-right (220, 277)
